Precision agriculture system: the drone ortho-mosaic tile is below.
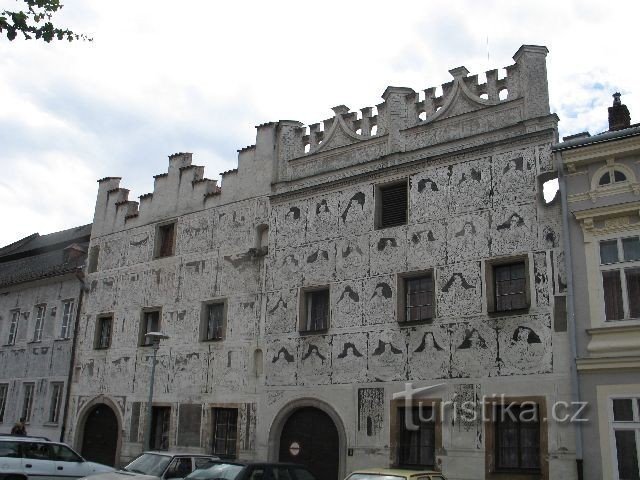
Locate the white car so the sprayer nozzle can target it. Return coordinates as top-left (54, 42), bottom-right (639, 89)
top-left (82, 452), bottom-right (219, 480)
top-left (0, 435), bottom-right (115, 480)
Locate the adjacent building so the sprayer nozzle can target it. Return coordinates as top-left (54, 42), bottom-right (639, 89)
top-left (64, 44), bottom-right (578, 480)
top-left (555, 94), bottom-right (640, 480)
top-left (0, 224), bottom-right (91, 440)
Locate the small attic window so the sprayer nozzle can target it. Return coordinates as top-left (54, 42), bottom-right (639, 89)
top-left (155, 221), bottom-right (176, 258)
top-left (599, 169), bottom-right (627, 186)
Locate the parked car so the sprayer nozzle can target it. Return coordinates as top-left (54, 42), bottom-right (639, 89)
top-left (81, 452), bottom-right (219, 480)
top-left (344, 469), bottom-right (446, 480)
top-left (185, 460), bottom-right (318, 480)
top-left (0, 434), bottom-right (115, 480)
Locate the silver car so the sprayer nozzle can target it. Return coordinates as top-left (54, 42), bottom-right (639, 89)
top-left (0, 435), bottom-right (115, 480)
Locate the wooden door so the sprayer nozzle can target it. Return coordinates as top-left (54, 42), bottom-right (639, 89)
top-left (81, 404), bottom-right (118, 466)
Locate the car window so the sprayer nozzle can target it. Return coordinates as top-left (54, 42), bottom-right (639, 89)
top-left (165, 458), bottom-right (193, 479)
top-left (23, 442), bottom-right (53, 460)
top-left (0, 441), bottom-right (21, 458)
top-left (51, 444), bottom-right (83, 462)
top-left (248, 468), bottom-right (266, 480)
top-left (272, 468), bottom-right (293, 480)
top-left (430, 477), bottom-right (445, 480)
top-left (186, 463), bottom-right (243, 480)
top-left (125, 453), bottom-right (172, 476)
top-left (292, 469), bottom-right (316, 480)
top-left (194, 457), bottom-right (214, 469)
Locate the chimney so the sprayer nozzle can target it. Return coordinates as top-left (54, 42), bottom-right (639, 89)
top-left (608, 92), bottom-right (631, 131)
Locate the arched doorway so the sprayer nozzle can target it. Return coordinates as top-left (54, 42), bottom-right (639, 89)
top-left (278, 407), bottom-right (340, 480)
top-left (80, 403), bottom-right (119, 466)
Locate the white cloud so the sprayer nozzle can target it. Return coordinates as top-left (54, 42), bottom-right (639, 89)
top-left (0, 0), bottom-right (639, 245)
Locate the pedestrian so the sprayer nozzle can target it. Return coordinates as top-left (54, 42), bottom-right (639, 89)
top-left (11, 417), bottom-right (27, 435)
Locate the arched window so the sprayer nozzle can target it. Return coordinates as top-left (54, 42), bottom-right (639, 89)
top-left (599, 169), bottom-right (627, 186)
top-left (592, 163), bottom-right (635, 192)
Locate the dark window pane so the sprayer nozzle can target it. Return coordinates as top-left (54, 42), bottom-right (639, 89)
top-left (206, 304), bottom-right (224, 340)
top-left (212, 408), bottom-right (238, 458)
top-left (615, 430), bottom-right (639, 480)
top-left (495, 263), bottom-right (527, 312)
top-left (158, 223), bottom-right (176, 258)
top-left (613, 399), bottom-right (635, 422)
top-left (599, 172), bottom-right (611, 185)
top-left (495, 404), bottom-right (540, 471)
top-left (600, 240), bottom-right (619, 264)
top-left (379, 183), bottom-right (407, 228)
top-left (306, 290), bottom-right (329, 331)
top-left (143, 311), bottom-right (160, 345)
top-left (602, 271), bottom-right (624, 321)
top-left (626, 268), bottom-right (640, 319)
top-left (398, 407), bottom-right (435, 468)
top-left (614, 170), bottom-right (627, 183)
top-left (623, 237), bottom-right (640, 262)
top-left (405, 275), bottom-right (434, 322)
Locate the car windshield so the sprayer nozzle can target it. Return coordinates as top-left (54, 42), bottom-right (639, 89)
top-left (124, 453), bottom-right (172, 476)
top-left (347, 475), bottom-right (406, 480)
top-left (186, 463), bottom-right (244, 480)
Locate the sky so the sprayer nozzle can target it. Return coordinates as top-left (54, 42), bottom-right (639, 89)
top-left (0, 0), bottom-right (638, 247)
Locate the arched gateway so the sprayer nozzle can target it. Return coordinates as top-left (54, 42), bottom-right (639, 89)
top-left (273, 403), bottom-right (343, 480)
top-left (80, 403), bottom-right (119, 466)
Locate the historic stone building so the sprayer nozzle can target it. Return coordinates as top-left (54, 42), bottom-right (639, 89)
top-left (67, 45), bottom-right (577, 479)
top-left (0, 224), bottom-right (90, 440)
top-left (555, 94), bottom-right (640, 480)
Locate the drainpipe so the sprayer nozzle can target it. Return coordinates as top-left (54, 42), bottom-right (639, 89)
top-left (60, 269), bottom-right (87, 443)
top-left (555, 150), bottom-right (584, 480)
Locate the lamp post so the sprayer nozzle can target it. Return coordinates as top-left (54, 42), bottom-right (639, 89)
top-left (143, 331), bottom-right (169, 451)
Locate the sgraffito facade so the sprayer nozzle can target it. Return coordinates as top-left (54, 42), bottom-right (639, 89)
top-left (67, 45), bottom-right (577, 479)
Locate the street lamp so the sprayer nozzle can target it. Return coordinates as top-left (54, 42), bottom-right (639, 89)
top-left (143, 331), bottom-right (169, 451)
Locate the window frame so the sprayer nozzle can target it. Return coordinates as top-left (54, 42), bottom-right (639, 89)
top-left (599, 236), bottom-right (640, 322)
top-left (87, 245), bottom-right (100, 273)
top-left (485, 255), bottom-right (531, 315)
top-left (154, 221), bottom-right (177, 259)
top-left (389, 397), bottom-right (442, 469)
top-left (200, 300), bottom-right (227, 342)
top-left (0, 383), bottom-right (8, 423)
top-left (139, 308), bottom-right (162, 346)
top-left (609, 395), bottom-right (640, 480)
top-left (375, 179), bottom-right (409, 230)
top-left (7, 310), bottom-right (20, 346)
top-left (397, 270), bottom-right (436, 324)
top-left (21, 382), bottom-right (35, 424)
top-left (48, 382), bottom-right (64, 424)
top-left (211, 407), bottom-right (239, 459)
top-left (298, 286), bottom-right (330, 334)
top-left (60, 299), bottom-right (75, 339)
top-left (94, 314), bottom-right (114, 349)
top-left (32, 304), bottom-right (47, 342)
top-left (484, 396), bottom-right (547, 479)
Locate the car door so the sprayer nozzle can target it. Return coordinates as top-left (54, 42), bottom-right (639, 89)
top-left (0, 440), bottom-right (23, 475)
top-left (22, 441), bottom-right (58, 480)
top-left (51, 443), bottom-right (91, 479)
top-left (163, 457), bottom-right (194, 479)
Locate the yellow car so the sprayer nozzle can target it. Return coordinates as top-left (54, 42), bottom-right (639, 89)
top-left (345, 468), bottom-right (446, 480)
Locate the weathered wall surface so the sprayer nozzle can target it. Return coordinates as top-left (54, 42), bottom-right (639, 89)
top-left (70, 45), bottom-right (576, 479)
top-left (0, 276), bottom-right (80, 439)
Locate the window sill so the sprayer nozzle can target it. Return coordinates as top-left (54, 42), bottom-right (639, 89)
top-left (488, 307), bottom-right (530, 318)
top-left (201, 337), bottom-right (224, 342)
top-left (299, 328), bottom-right (329, 336)
top-left (94, 346), bottom-right (111, 351)
top-left (27, 340), bottom-right (43, 345)
top-left (43, 422), bottom-right (60, 427)
top-left (398, 318), bottom-right (435, 327)
top-left (54, 337), bottom-right (71, 342)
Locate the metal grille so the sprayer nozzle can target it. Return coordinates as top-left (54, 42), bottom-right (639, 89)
top-left (212, 408), bottom-right (238, 458)
top-left (379, 183), bottom-right (408, 228)
top-left (495, 262), bottom-right (527, 311)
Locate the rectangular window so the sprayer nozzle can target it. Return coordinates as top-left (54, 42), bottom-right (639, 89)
top-left (0, 383), bottom-right (8, 423)
top-left (22, 383), bottom-right (35, 423)
top-left (48, 383), bottom-right (64, 424)
top-left (156, 222), bottom-right (176, 258)
top-left (7, 310), bottom-right (20, 345)
top-left (300, 288), bottom-right (330, 332)
top-left (397, 407), bottom-right (436, 468)
top-left (88, 245), bottom-right (100, 273)
top-left (95, 315), bottom-right (113, 349)
top-left (33, 305), bottom-right (46, 342)
top-left (140, 310), bottom-right (161, 346)
top-left (202, 302), bottom-right (225, 341)
top-left (404, 274), bottom-right (435, 323)
top-left (611, 396), bottom-right (640, 480)
top-left (494, 262), bottom-right (527, 311)
top-left (150, 406), bottom-right (171, 451)
top-left (60, 300), bottom-right (74, 339)
top-left (212, 408), bottom-right (238, 458)
top-left (376, 181), bottom-right (408, 229)
top-left (494, 404), bottom-right (541, 472)
top-left (600, 237), bottom-right (640, 321)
